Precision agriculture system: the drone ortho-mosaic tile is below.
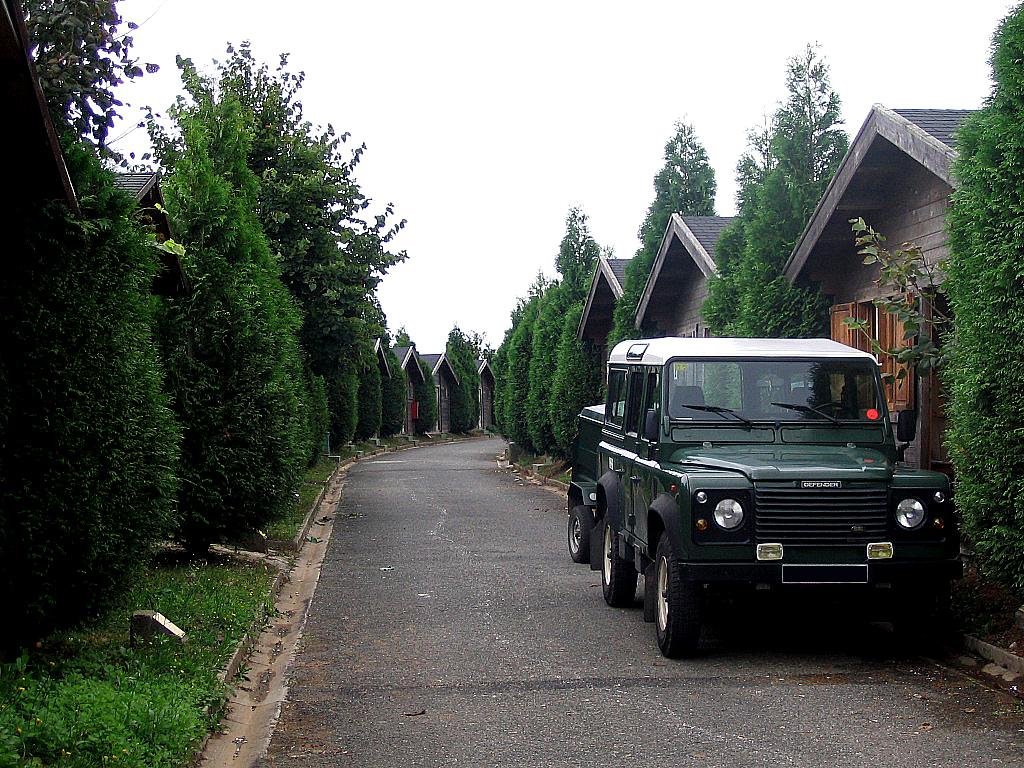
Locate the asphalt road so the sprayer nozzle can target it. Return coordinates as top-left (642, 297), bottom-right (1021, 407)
top-left (258, 437), bottom-right (1024, 767)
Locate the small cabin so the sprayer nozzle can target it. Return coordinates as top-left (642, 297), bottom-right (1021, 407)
top-left (784, 106), bottom-right (972, 474)
top-left (421, 352), bottom-right (460, 434)
top-left (634, 214), bottom-right (734, 338)
top-left (392, 344), bottom-right (425, 435)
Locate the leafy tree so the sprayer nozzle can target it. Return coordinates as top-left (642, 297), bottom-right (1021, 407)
top-left (380, 343), bottom-right (407, 437)
top-left (947, 4), bottom-right (1024, 590)
top-left (609, 121), bottom-right (717, 346)
top-left (0, 143), bottom-right (180, 645)
top-left (414, 358), bottom-right (437, 434)
top-left (447, 327), bottom-right (483, 433)
top-left (24, 0), bottom-right (158, 151)
top-left (355, 343), bottom-right (382, 440)
top-left (213, 43), bottom-right (405, 446)
top-left (549, 302), bottom-right (603, 457)
top-left (704, 45), bottom-right (845, 338)
top-left (527, 284), bottom-right (570, 453)
top-left (525, 210), bottom-right (601, 454)
top-left (150, 58), bottom-right (311, 551)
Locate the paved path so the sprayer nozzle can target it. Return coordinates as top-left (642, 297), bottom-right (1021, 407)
top-left (258, 437), bottom-right (1024, 767)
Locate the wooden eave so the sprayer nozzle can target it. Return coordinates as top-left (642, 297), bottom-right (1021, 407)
top-left (399, 347), bottom-right (425, 385)
top-left (1, 0), bottom-right (78, 212)
top-left (477, 358), bottom-right (494, 382)
top-left (576, 257), bottom-right (626, 340)
top-left (784, 105), bottom-right (958, 283)
top-left (634, 213), bottom-right (717, 329)
top-left (427, 353), bottom-right (460, 386)
top-left (374, 338), bottom-right (392, 379)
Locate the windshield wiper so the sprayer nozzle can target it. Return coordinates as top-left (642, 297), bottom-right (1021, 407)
top-left (770, 401), bottom-right (842, 426)
top-left (676, 403), bottom-right (754, 428)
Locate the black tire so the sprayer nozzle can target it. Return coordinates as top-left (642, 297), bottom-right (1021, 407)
top-left (654, 535), bottom-right (702, 657)
top-left (567, 505), bottom-right (591, 564)
top-left (893, 583), bottom-right (953, 651)
top-left (601, 521), bottom-right (638, 607)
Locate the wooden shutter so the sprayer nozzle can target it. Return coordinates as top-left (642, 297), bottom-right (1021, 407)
top-left (876, 311), bottom-right (914, 412)
top-left (830, 303), bottom-right (872, 352)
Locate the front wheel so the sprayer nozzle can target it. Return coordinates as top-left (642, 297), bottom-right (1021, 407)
top-left (654, 536), bottom-right (703, 657)
top-left (601, 521), bottom-right (637, 607)
top-left (567, 505), bottom-right (591, 564)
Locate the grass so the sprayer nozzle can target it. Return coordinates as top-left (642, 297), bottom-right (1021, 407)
top-left (264, 455), bottom-right (339, 542)
top-left (0, 555), bottom-right (277, 768)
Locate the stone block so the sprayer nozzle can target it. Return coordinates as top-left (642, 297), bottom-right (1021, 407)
top-left (131, 610), bottom-right (186, 646)
top-left (238, 529), bottom-right (268, 553)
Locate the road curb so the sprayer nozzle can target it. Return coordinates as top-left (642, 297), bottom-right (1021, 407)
top-left (964, 634), bottom-right (1024, 678)
top-left (508, 460), bottom-right (570, 493)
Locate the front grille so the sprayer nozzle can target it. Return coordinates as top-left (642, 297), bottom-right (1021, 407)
top-left (754, 483), bottom-right (888, 546)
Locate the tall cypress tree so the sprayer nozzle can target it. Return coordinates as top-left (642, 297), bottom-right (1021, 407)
top-left (151, 60), bottom-right (310, 551)
top-left (704, 45), bottom-right (845, 338)
top-left (947, 5), bottom-right (1024, 589)
top-left (608, 122), bottom-right (716, 347)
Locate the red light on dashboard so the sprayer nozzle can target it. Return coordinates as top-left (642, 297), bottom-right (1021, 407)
top-left (866, 408), bottom-right (880, 421)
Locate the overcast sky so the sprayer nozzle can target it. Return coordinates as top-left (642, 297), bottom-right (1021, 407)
top-left (117, 0), bottom-right (1015, 353)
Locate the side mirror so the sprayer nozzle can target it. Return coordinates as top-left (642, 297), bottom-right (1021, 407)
top-left (643, 409), bottom-right (659, 442)
top-left (895, 410), bottom-right (917, 443)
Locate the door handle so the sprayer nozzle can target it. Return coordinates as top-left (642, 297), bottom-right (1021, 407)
top-left (629, 475), bottom-right (641, 483)
top-left (611, 467), bottom-right (624, 475)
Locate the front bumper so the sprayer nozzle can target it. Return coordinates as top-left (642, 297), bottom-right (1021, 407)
top-left (677, 558), bottom-right (962, 585)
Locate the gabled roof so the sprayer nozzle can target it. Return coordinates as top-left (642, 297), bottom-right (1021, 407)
top-left (477, 358), bottom-right (494, 380)
top-left (392, 344), bottom-right (425, 384)
top-left (374, 338), bottom-right (391, 378)
top-left (420, 352), bottom-right (459, 385)
top-left (634, 214), bottom-right (733, 327)
top-left (1, 0), bottom-right (77, 211)
top-left (784, 105), bottom-right (973, 282)
top-left (113, 172), bottom-right (160, 201)
top-left (577, 256), bottom-right (631, 340)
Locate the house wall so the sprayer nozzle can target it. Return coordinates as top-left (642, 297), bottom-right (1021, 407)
top-left (805, 164), bottom-right (952, 472)
top-left (639, 253), bottom-right (710, 338)
top-left (479, 376), bottom-right (494, 429)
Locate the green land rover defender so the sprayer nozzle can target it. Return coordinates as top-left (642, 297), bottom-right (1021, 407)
top-left (565, 337), bottom-right (960, 657)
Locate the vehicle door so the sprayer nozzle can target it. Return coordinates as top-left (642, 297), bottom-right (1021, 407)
top-left (599, 368), bottom-right (629, 508)
top-left (621, 366), bottom-right (648, 541)
top-left (629, 367), bottom-right (661, 548)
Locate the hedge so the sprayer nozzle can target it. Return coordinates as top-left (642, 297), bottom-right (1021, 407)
top-left (0, 143), bottom-right (180, 646)
top-left (549, 302), bottom-right (603, 457)
top-left (946, 3), bottom-right (1024, 591)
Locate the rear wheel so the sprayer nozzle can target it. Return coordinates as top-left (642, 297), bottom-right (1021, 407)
top-left (567, 505), bottom-right (591, 564)
top-left (601, 521), bottom-right (638, 607)
top-left (654, 536), bottom-right (702, 657)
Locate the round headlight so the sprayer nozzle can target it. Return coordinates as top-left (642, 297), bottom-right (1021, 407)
top-left (896, 498), bottom-right (926, 530)
top-left (713, 498), bottom-right (744, 530)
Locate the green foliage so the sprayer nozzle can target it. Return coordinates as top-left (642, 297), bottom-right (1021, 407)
top-left (0, 142), bottom-right (180, 647)
top-left (527, 285), bottom-right (571, 453)
top-left (380, 346), bottom-right (407, 437)
top-left (447, 328), bottom-right (483, 433)
top-left (150, 59), bottom-right (311, 551)
top-left (414, 359), bottom-right (437, 434)
top-left (844, 218), bottom-right (950, 377)
top-left (947, 4), bottom-right (1024, 591)
top-left (0, 560), bottom-right (274, 767)
top-left (501, 286), bottom-right (544, 453)
top-left (24, 0), bottom-right (158, 151)
top-left (550, 302), bottom-right (603, 457)
top-left (212, 43), bottom-right (404, 446)
top-left (305, 372), bottom-right (330, 461)
top-left (704, 44), bottom-right (844, 338)
top-left (557, 207), bottom-right (602, 303)
top-left (609, 121), bottom-right (717, 347)
top-left (355, 347), bottom-right (383, 440)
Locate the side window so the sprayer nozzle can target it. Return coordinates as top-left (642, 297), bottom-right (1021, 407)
top-left (606, 369), bottom-right (627, 427)
top-left (641, 370), bottom-right (661, 441)
top-left (625, 369), bottom-right (646, 434)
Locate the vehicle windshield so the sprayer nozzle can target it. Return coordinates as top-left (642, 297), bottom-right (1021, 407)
top-left (666, 358), bottom-right (884, 424)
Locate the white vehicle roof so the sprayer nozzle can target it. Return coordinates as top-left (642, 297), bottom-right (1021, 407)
top-left (608, 337), bottom-right (877, 366)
